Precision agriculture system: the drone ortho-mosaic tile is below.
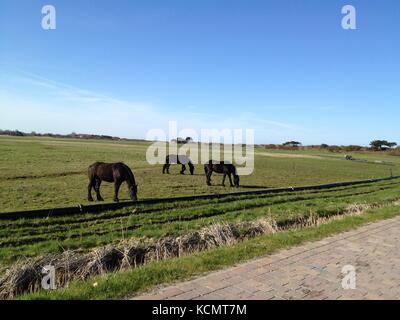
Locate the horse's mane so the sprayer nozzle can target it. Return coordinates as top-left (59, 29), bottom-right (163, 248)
top-left (121, 163), bottom-right (136, 186)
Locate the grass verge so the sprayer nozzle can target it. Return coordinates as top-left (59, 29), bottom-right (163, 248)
top-left (19, 205), bottom-right (400, 300)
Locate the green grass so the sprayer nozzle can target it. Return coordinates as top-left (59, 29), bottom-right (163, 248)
top-left (1, 178), bottom-right (400, 267)
top-left (2, 135), bottom-right (400, 299)
top-left (1, 135), bottom-right (400, 268)
top-left (1, 135), bottom-right (399, 212)
top-left (19, 204), bottom-right (400, 300)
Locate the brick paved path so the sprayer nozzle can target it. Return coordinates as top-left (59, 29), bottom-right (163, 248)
top-left (133, 216), bottom-right (400, 300)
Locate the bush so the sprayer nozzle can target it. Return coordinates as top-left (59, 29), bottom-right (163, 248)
top-left (389, 148), bottom-right (400, 156)
top-left (343, 145), bottom-right (363, 152)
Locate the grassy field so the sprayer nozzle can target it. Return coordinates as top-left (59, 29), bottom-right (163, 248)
top-left (1, 178), bottom-right (400, 267)
top-left (1, 135), bottom-right (399, 212)
top-left (1, 135), bottom-right (400, 298)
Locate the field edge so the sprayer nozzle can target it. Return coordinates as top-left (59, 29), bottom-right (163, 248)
top-left (18, 204), bottom-right (400, 300)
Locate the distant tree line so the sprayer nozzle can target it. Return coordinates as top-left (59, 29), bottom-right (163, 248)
top-left (262, 139), bottom-right (399, 154)
top-left (2, 130), bottom-right (398, 155)
top-left (0, 129), bottom-right (124, 141)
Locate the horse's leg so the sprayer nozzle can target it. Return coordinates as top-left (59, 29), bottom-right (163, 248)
top-left (87, 178), bottom-right (94, 201)
top-left (180, 165), bottom-right (186, 174)
top-left (222, 173), bottom-right (226, 186)
top-left (113, 180), bottom-right (122, 202)
top-left (162, 164), bottom-right (167, 174)
top-left (95, 178), bottom-right (104, 201)
top-left (165, 164), bottom-right (170, 174)
top-left (228, 173), bottom-right (234, 187)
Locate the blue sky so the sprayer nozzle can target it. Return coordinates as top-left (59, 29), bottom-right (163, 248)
top-left (0, 0), bottom-right (399, 145)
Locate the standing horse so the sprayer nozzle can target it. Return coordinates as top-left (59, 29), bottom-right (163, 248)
top-left (87, 162), bottom-right (138, 202)
top-left (162, 155), bottom-right (194, 175)
top-left (204, 160), bottom-right (240, 187)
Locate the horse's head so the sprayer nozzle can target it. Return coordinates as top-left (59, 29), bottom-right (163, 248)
top-left (129, 184), bottom-right (138, 201)
top-left (234, 175), bottom-right (240, 188)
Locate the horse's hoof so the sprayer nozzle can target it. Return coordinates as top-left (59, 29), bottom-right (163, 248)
top-left (114, 199), bottom-right (119, 203)
top-left (88, 198), bottom-right (94, 202)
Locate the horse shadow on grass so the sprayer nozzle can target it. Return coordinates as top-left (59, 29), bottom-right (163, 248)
top-left (239, 185), bottom-right (272, 190)
top-left (163, 173), bottom-right (205, 177)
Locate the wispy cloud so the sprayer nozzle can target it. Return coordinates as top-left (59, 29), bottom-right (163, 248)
top-left (16, 71), bottom-right (141, 106)
top-left (1, 71), bottom-right (312, 143)
top-left (1, 70), bottom-right (168, 138)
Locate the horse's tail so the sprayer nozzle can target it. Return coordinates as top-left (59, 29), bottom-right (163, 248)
top-left (88, 162), bottom-right (99, 179)
top-left (122, 163), bottom-right (136, 187)
top-left (87, 165), bottom-right (93, 178)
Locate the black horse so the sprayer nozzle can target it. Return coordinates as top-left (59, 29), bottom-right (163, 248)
top-left (87, 162), bottom-right (138, 202)
top-left (204, 160), bottom-right (240, 187)
top-left (163, 155), bottom-right (194, 175)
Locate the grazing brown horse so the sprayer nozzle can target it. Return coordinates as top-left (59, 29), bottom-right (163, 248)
top-left (204, 160), bottom-right (240, 188)
top-left (162, 155), bottom-right (195, 175)
top-left (87, 162), bottom-right (138, 202)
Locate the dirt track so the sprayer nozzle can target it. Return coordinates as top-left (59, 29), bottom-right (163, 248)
top-left (256, 152), bottom-right (323, 159)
